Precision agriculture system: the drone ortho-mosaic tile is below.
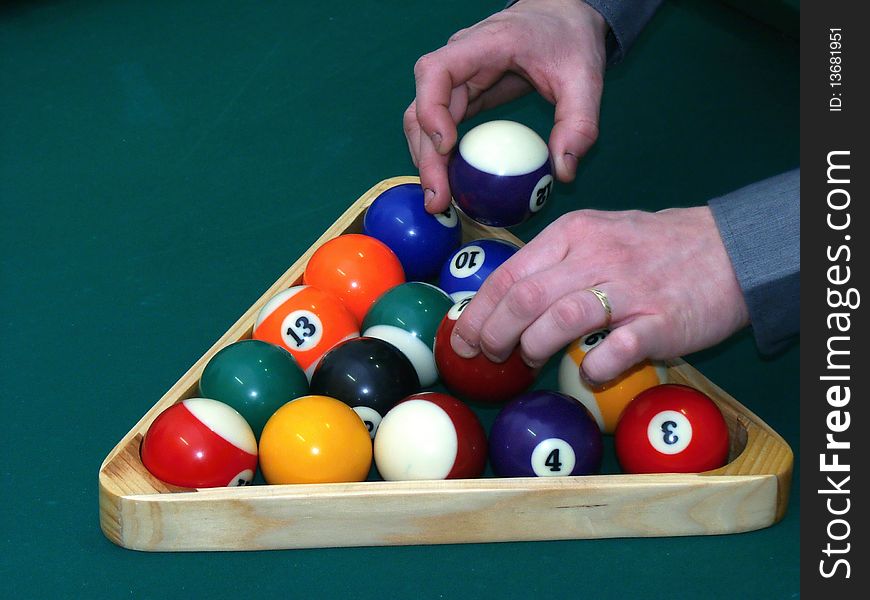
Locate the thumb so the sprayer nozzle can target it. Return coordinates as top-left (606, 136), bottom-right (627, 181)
top-left (580, 319), bottom-right (660, 385)
top-left (548, 71), bottom-right (603, 182)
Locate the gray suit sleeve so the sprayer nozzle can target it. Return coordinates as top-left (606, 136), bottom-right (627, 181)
top-left (583, 0), bottom-right (664, 64)
top-left (504, 0), bottom-right (664, 64)
top-left (708, 170), bottom-right (800, 354)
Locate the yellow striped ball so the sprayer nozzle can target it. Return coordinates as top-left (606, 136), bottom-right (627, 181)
top-left (558, 329), bottom-right (667, 434)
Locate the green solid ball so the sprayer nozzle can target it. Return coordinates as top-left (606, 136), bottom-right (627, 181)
top-left (199, 339), bottom-right (309, 437)
top-left (361, 282), bottom-right (453, 387)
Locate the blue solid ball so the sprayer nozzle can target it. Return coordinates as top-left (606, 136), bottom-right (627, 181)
top-left (438, 238), bottom-right (519, 301)
top-left (363, 183), bottom-right (462, 281)
top-left (448, 120), bottom-right (554, 227)
top-left (489, 390), bottom-right (603, 477)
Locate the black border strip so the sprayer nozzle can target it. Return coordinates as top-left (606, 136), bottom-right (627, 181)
top-left (801, 1), bottom-right (867, 594)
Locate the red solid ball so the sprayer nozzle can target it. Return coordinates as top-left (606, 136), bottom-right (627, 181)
top-left (433, 296), bottom-right (538, 404)
top-left (614, 384), bottom-right (730, 474)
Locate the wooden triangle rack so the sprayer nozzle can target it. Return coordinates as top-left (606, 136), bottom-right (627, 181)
top-left (99, 177), bottom-right (793, 551)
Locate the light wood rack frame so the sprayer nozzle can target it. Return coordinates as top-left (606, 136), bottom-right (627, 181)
top-left (99, 177), bottom-right (793, 551)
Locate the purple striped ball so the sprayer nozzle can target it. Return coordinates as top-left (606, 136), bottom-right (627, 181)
top-left (448, 120), bottom-right (554, 227)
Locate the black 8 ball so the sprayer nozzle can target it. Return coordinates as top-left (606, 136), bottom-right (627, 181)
top-left (310, 336), bottom-right (420, 437)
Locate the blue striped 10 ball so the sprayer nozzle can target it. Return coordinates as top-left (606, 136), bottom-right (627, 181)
top-left (438, 238), bottom-right (519, 301)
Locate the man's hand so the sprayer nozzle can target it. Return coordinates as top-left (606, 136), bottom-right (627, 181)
top-left (449, 207), bottom-right (751, 384)
top-left (404, 0), bottom-right (608, 213)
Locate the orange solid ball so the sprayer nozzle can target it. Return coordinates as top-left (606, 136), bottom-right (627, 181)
top-left (303, 234), bottom-right (405, 324)
top-left (258, 395), bottom-right (373, 484)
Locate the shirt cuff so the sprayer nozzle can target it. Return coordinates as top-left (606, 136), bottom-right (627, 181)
top-left (708, 169), bottom-right (800, 354)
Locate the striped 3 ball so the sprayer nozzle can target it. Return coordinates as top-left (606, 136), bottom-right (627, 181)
top-left (141, 398), bottom-right (258, 488)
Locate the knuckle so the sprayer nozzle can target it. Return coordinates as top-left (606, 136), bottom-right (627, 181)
top-left (451, 320), bottom-right (477, 345)
top-left (402, 105), bottom-right (418, 135)
top-left (557, 210), bottom-right (589, 232)
top-left (550, 295), bottom-right (589, 331)
top-left (505, 279), bottom-right (546, 318)
top-left (481, 267), bottom-right (519, 301)
top-left (447, 27), bottom-right (469, 44)
top-left (478, 327), bottom-right (504, 355)
top-left (455, 302), bottom-right (482, 331)
top-left (608, 328), bottom-right (643, 360)
top-left (415, 153), bottom-right (439, 171)
top-left (475, 15), bottom-right (510, 36)
top-left (572, 118), bottom-right (600, 147)
top-left (620, 209), bottom-right (651, 231)
top-left (413, 54), bottom-right (437, 80)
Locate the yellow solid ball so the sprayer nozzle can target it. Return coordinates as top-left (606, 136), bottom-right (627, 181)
top-left (259, 395), bottom-right (372, 484)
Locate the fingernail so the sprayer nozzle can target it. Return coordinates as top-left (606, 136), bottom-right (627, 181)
top-left (521, 353), bottom-right (542, 371)
top-left (562, 152), bottom-right (578, 177)
top-left (579, 366), bottom-right (602, 389)
top-left (423, 188), bottom-right (436, 210)
top-left (451, 329), bottom-right (478, 358)
top-left (481, 347), bottom-right (508, 364)
top-left (430, 132), bottom-right (443, 152)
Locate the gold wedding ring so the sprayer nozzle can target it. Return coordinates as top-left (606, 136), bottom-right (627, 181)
top-left (585, 287), bottom-right (612, 327)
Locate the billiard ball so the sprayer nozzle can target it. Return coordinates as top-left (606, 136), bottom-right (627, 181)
top-left (258, 395), bottom-right (372, 484)
top-left (489, 390), bottom-right (603, 477)
top-left (373, 392), bottom-right (487, 480)
top-left (448, 120), bottom-right (554, 227)
top-left (363, 182), bottom-right (462, 281)
top-left (558, 329), bottom-right (667, 433)
top-left (303, 233), bottom-right (405, 323)
top-left (614, 384), bottom-right (730, 474)
top-left (438, 238), bottom-right (519, 301)
top-left (252, 285), bottom-right (359, 379)
top-left (199, 339), bottom-right (309, 437)
top-left (361, 281), bottom-right (453, 387)
top-left (433, 295), bottom-right (538, 404)
top-left (310, 336), bottom-right (420, 437)
top-left (141, 398), bottom-right (258, 488)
